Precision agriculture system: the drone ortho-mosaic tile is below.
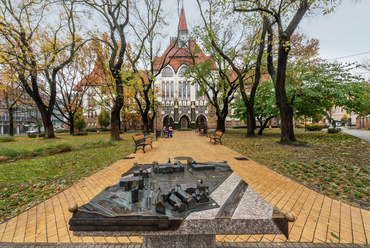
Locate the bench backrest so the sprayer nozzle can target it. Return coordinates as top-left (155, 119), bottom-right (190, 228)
top-left (216, 131), bottom-right (223, 137)
top-left (133, 134), bottom-right (145, 144)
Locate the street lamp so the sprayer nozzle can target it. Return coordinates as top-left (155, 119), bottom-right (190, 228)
top-left (154, 100), bottom-right (158, 140)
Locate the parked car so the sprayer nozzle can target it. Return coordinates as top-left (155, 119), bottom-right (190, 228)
top-left (26, 130), bottom-right (38, 134)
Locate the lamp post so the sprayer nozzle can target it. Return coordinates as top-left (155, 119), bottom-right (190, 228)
top-left (154, 100), bottom-right (158, 140)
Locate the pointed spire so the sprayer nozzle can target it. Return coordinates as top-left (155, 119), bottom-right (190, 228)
top-left (178, 8), bottom-right (188, 31)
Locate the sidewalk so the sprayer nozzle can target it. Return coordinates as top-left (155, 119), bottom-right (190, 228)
top-left (341, 127), bottom-right (370, 142)
top-left (0, 131), bottom-right (369, 245)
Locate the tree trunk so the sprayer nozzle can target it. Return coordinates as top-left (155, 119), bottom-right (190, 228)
top-left (69, 118), bottom-right (74, 135)
top-left (216, 116), bottom-right (226, 133)
top-left (9, 107), bottom-right (14, 136)
top-left (142, 115), bottom-right (149, 134)
top-left (257, 116), bottom-right (274, 135)
top-left (275, 41), bottom-right (296, 143)
top-left (111, 103), bottom-right (122, 140)
top-left (36, 101), bottom-right (55, 139)
top-left (43, 116), bottom-right (55, 139)
top-left (246, 106), bottom-right (255, 137)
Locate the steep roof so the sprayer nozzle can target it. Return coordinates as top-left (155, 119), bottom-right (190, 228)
top-left (153, 39), bottom-right (213, 72)
top-left (178, 8), bottom-right (188, 31)
top-left (73, 63), bottom-right (110, 91)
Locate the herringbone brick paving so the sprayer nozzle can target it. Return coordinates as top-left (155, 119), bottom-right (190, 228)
top-left (0, 131), bottom-right (369, 246)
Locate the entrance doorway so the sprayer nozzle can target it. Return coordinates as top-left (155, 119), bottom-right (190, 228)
top-left (163, 115), bottom-right (173, 128)
top-left (179, 116), bottom-right (189, 129)
top-left (196, 115), bottom-right (207, 129)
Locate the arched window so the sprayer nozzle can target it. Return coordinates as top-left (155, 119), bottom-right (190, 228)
top-left (178, 66), bottom-right (187, 77)
top-left (162, 67), bottom-right (174, 77)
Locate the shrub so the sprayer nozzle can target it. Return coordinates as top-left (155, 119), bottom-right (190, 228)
top-left (314, 123), bottom-right (329, 128)
top-left (82, 139), bottom-right (116, 149)
top-left (56, 130), bottom-right (69, 133)
top-left (0, 136), bottom-right (15, 142)
top-left (86, 128), bottom-right (97, 132)
top-left (72, 132), bottom-right (88, 136)
top-left (32, 143), bottom-right (74, 156)
top-left (102, 128), bottom-right (111, 132)
top-left (28, 133), bottom-right (37, 138)
top-left (0, 147), bottom-right (25, 159)
top-left (38, 133), bottom-right (44, 138)
top-left (296, 123), bottom-right (305, 128)
top-left (328, 128), bottom-right (341, 133)
top-left (119, 130), bottom-right (124, 134)
top-left (307, 125), bottom-right (323, 131)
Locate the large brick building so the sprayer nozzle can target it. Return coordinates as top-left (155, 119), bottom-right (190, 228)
top-left (76, 8), bottom-right (244, 131)
top-left (152, 8), bottom-right (242, 130)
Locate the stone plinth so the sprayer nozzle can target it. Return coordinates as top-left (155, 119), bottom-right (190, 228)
top-left (74, 173), bottom-right (288, 248)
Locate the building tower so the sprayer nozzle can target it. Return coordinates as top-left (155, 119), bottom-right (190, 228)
top-left (153, 7), bottom-right (216, 130)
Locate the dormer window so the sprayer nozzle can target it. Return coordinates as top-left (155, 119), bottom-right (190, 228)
top-left (162, 67), bottom-right (174, 77)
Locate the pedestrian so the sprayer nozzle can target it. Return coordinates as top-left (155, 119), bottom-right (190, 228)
top-left (162, 126), bottom-right (167, 138)
top-left (168, 124), bottom-right (173, 138)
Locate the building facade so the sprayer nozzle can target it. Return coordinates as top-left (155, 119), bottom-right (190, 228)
top-left (153, 8), bottom-right (243, 130)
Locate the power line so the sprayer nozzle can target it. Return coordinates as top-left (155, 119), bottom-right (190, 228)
top-left (328, 51), bottom-right (370, 61)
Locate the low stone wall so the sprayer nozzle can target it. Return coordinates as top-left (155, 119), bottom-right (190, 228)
top-left (356, 116), bottom-right (370, 129)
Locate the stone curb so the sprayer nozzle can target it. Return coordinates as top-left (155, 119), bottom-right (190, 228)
top-left (0, 243), bottom-right (369, 248)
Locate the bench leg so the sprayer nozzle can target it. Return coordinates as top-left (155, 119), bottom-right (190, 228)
top-left (134, 146), bottom-right (137, 154)
top-left (142, 145), bottom-right (146, 153)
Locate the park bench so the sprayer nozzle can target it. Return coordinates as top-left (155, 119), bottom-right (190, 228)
top-left (132, 134), bottom-right (153, 153)
top-left (209, 131), bottom-right (223, 145)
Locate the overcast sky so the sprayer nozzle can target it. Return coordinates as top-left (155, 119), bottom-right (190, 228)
top-left (167, 0), bottom-right (370, 78)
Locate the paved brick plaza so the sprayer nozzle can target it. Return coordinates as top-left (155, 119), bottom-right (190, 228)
top-left (0, 131), bottom-right (369, 246)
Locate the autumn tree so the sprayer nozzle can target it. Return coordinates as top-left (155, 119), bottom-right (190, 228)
top-left (0, 0), bottom-right (86, 138)
top-left (98, 109), bottom-right (110, 128)
top-left (81, 0), bottom-right (134, 140)
top-left (232, 80), bottom-right (279, 135)
top-left (74, 108), bottom-right (86, 132)
top-left (126, 0), bottom-right (179, 134)
top-left (52, 43), bottom-right (96, 134)
top-left (233, 0), bottom-right (341, 143)
top-left (186, 57), bottom-right (238, 133)
top-left (195, 0), bottom-right (269, 136)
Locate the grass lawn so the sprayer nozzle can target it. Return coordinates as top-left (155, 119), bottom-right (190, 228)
top-left (223, 129), bottom-right (370, 210)
top-left (0, 133), bottom-right (137, 223)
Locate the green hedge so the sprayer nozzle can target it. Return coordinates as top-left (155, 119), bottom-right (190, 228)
top-left (328, 128), bottom-right (342, 133)
top-left (38, 133), bottom-right (44, 138)
top-left (28, 133), bottom-right (37, 138)
top-left (72, 132), bottom-right (88, 136)
top-left (0, 136), bottom-right (15, 142)
top-left (307, 125), bottom-right (323, 131)
top-left (55, 130), bottom-right (69, 133)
